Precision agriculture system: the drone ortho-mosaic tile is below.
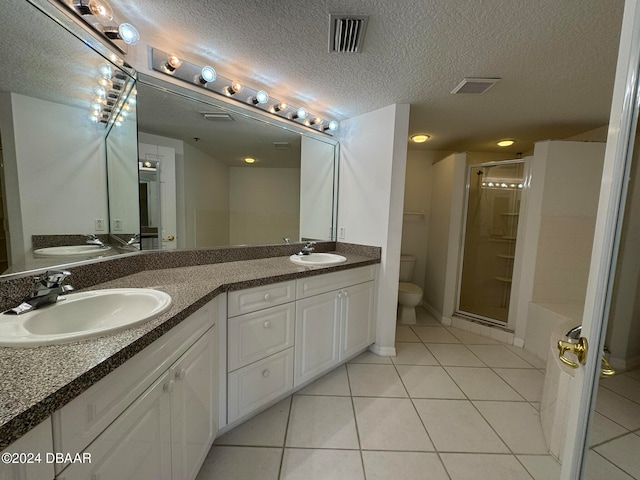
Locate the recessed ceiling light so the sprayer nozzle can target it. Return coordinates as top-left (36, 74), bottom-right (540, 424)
top-left (244, 157), bottom-right (256, 164)
top-left (497, 139), bottom-right (515, 147)
top-left (411, 134), bottom-right (430, 143)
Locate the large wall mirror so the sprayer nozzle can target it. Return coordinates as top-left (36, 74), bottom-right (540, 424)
top-left (0, 0), bottom-right (136, 277)
top-left (134, 73), bottom-right (339, 251)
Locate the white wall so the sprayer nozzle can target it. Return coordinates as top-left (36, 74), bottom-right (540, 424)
top-left (229, 167), bottom-right (300, 245)
top-left (4, 93), bottom-right (107, 258)
top-left (423, 153), bottom-right (467, 323)
top-left (401, 150), bottom-right (449, 289)
top-left (183, 143), bottom-right (230, 247)
top-left (337, 103), bottom-right (410, 355)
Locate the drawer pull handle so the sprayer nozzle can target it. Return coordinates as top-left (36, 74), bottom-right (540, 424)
top-left (264, 321), bottom-right (271, 329)
top-left (262, 369), bottom-right (270, 378)
top-left (176, 368), bottom-right (187, 381)
top-left (164, 380), bottom-right (175, 393)
top-left (264, 293), bottom-right (271, 301)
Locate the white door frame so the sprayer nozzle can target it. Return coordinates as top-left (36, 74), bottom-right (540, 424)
top-left (562, 0), bottom-right (640, 477)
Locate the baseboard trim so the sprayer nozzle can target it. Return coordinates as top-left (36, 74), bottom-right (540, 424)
top-left (369, 344), bottom-right (396, 357)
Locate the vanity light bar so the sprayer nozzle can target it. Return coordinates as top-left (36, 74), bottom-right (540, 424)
top-left (149, 47), bottom-right (338, 135)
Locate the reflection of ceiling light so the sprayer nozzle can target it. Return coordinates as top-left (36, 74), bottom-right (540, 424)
top-left (116, 23), bottom-right (140, 45)
top-left (273, 102), bottom-right (287, 112)
top-left (411, 134), bottom-right (430, 143)
top-left (244, 157), bottom-right (256, 164)
top-left (497, 139), bottom-right (515, 147)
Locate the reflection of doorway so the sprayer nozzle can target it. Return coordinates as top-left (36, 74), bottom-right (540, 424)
top-left (0, 134), bottom-right (10, 272)
top-left (138, 143), bottom-right (177, 250)
top-left (138, 162), bottom-right (161, 250)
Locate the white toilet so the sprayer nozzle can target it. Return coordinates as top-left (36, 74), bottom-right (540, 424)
top-left (398, 255), bottom-right (423, 325)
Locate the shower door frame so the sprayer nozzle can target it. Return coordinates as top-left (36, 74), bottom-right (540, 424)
top-left (455, 159), bottom-right (531, 331)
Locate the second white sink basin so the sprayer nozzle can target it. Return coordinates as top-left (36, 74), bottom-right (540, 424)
top-left (34, 245), bottom-right (112, 257)
top-left (0, 288), bottom-right (172, 347)
top-left (289, 253), bottom-right (347, 267)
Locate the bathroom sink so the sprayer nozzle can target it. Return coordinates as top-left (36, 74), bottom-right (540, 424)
top-left (34, 245), bottom-right (112, 257)
top-left (289, 253), bottom-right (347, 267)
top-left (0, 288), bottom-right (172, 347)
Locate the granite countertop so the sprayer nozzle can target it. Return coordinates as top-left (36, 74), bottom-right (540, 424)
top-left (0, 252), bottom-right (379, 448)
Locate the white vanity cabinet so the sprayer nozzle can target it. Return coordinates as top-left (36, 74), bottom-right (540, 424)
top-left (0, 418), bottom-right (55, 480)
top-left (55, 296), bottom-right (220, 480)
top-left (294, 266), bottom-right (376, 387)
top-left (224, 265), bottom-right (377, 424)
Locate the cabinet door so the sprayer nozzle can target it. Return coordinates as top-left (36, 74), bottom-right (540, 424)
top-left (59, 372), bottom-right (172, 480)
top-left (0, 418), bottom-right (54, 480)
top-left (294, 290), bottom-right (341, 387)
top-left (340, 281), bottom-right (375, 361)
top-left (171, 326), bottom-right (217, 480)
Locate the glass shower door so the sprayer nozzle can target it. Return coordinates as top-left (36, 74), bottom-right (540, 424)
top-left (457, 161), bottom-right (525, 325)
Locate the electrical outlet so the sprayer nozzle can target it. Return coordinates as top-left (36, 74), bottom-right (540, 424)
top-left (113, 219), bottom-right (123, 231)
top-left (339, 227), bottom-right (346, 239)
top-left (95, 219), bottom-right (104, 231)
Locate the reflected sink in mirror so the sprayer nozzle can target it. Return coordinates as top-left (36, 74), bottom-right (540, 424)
top-left (0, 288), bottom-right (172, 347)
top-left (289, 253), bottom-right (347, 267)
top-left (33, 245), bottom-right (113, 257)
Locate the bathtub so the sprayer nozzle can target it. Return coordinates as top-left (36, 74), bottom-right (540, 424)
top-left (530, 303), bottom-right (584, 461)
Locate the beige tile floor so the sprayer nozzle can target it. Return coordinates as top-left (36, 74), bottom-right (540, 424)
top-left (196, 307), bottom-right (640, 480)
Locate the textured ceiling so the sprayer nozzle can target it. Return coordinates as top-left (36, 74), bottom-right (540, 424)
top-left (111, 0), bottom-right (625, 153)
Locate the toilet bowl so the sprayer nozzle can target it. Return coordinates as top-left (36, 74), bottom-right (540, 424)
top-left (398, 255), bottom-right (423, 325)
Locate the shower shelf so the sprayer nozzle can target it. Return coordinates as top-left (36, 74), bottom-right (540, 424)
top-left (494, 276), bottom-right (513, 283)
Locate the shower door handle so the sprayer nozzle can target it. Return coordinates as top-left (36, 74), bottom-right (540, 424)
top-left (557, 337), bottom-right (588, 369)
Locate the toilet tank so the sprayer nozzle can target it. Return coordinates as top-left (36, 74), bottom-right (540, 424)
top-left (399, 255), bottom-right (416, 282)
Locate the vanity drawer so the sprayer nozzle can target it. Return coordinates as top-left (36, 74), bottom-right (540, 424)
top-left (227, 347), bottom-right (294, 423)
top-left (228, 280), bottom-right (296, 317)
top-left (296, 265), bottom-right (377, 298)
top-left (228, 303), bottom-right (295, 371)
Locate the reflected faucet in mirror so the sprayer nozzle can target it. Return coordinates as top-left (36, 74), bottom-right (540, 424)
top-left (85, 234), bottom-right (108, 249)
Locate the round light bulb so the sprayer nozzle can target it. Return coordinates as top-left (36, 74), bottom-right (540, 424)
top-left (274, 102), bottom-right (287, 112)
top-left (312, 116), bottom-right (322, 125)
top-left (88, 0), bottom-right (113, 22)
top-left (97, 63), bottom-right (112, 79)
top-left (118, 23), bottom-right (140, 45)
top-left (295, 107), bottom-right (307, 120)
top-left (163, 54), bottom-right (182, 73)
top-left (244, 157), bottom-right (256, 164)
top-left (255, 90), bottom-right (269, 104)
top-left (328, 120), bottom-right (339, 131)
top-left (94, 86), bottom-right (106, 97)
top-left (201, 66), bottom-right (216, 83)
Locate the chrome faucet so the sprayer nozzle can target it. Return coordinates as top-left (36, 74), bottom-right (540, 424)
top-left (5, 270), bottom-right (74, 315)
top-left (298, 241), bottom-right (316, 256)
top-left (86, 234), bottom-right (108, 249)
top-left (126, 233), bottom-right (141, 246)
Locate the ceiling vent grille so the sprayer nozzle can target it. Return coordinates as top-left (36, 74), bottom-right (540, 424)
top-left (272, 142), bottom-right (291, 150)
top-left (329, 14), bottom-right (369, 53)
top-left (201, 112), bottom-right (234, 121)
top-left (451, 77), bottom-right (501, 95)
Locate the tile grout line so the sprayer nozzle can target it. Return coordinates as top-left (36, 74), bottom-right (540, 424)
top-left (277, 395), bottom-right (294, 480)
top-left (344, 363), bottom-right (368, 480)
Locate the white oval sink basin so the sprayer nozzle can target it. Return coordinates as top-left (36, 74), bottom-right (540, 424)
top-left (289, 253), bottom-right (347, 267)
top-left (34, 245), bottom-right (112, 257)
top-left (0, 289), bottom-right (172, 347)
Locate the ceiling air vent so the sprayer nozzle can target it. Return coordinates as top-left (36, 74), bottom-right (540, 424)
top-left (272, 142), bottom-right (291, 150)
top-left (451, 77), bottom-right (501, 95)
top-left (201, 112), bottom-right (234, 121)
top-left (329, 14), bottom-right (369, 53)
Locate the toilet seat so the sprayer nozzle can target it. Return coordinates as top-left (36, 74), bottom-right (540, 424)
top-left (399, 282), bottom-right (422, 295)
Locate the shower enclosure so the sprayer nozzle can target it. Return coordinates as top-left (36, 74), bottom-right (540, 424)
top-left (457, 160), bottom-right (526, 326)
